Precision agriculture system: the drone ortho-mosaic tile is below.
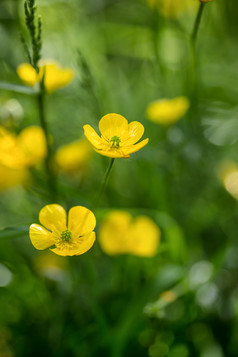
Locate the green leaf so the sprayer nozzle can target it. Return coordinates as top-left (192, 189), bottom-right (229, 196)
top-left (0, 82), bottom-right (36, 95)
top-left (0, 226), bottom-right (29, 239)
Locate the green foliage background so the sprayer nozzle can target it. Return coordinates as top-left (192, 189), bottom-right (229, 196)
top-left (0, 0), bottom-right (238, 356)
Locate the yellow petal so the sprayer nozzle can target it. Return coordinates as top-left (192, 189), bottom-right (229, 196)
top-left (99, 113), bottom-right (128, 140)
top-left (99, 211), bottom-right (132, 255)
top-left (128, 216), bottom-right (160, 257)
top-left (121, 121), bottom-right (144, 145)
top-left (68, 206), bottom-right (96, 236)
top-left (55, 139), bottom-right (92, 173)
top-left (93, 147), bottom-right (130, 158)
top-left (83, 125), bottom-right (105, 149)
top-left (29, 223), bottom-right (55, 250)
top-left (17, 64), bottom-right (39, 87)
top-left (17, 126), bottom-right (47, 166)
top-left (51, 232), bottom-right (96, 256)
top-left (39, 204), bottom-right (67, 234)
top-left (40, 63), bottom-right (74, 92)
top-left (122, 138), bottom-right (149, 155)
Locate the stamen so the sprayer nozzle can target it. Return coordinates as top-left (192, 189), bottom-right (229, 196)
top-left (110, 136), bottom-right (121, 148)
top-left (61, 229), bottom-right (72, 242)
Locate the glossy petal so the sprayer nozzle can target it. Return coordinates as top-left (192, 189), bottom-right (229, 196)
top-left (83, 125), bottom-right (105, 149)
top-left (94, 147), bottom-right (130, 158)
top-left (68, 206), bottom-right (96, 236)
top-left (29, 223), bottom-right (55, 250)
top-left (17, 64), bottom-right (38, 87)
top-left (51, 232), bottom-right (96, 256)
top-left (123, 138), bottom-right (149, 155)
top-left (99, 113), bottom-right (128, 140)
top-left (121, 121), bottom-right (144, 144)
top-left (39, 204), bottom-right (67, 234)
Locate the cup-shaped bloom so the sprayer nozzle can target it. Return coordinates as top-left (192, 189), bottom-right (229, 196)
top-left (29, 204), bottom-right (96, 256)
top-left (217, 161), bottom-right (238, 200)
top-left (55, 139), bottom-right (92, 174)
top-left (83, 113), bottom-right (149, 158)
top-left (99, 210), bottom-right (160, 257)
top-left (146, 97), bottom-right (189, 126)
top-left (17, 61), bottom-right (74, 93)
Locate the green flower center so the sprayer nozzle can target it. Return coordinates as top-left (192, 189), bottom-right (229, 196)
top-left (61, 229), bottom-right (72, 242)
top-left (110, 136), bottom-right (121, 148)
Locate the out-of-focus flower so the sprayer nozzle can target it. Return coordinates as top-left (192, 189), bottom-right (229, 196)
top-left (17, 61), bottom-right (74, 93)
top-left (84, 113), bottom-right (149, 158)
top-left (146, 97), bottom-right (190, 126)
top-left (0, 126), bottom-right (46, 169)
top-left (99, 210), bottom-right (160, 257)
top-left (55, 138), bottom-right (92, 174)
top-left (146, 0), bottom-right (197, 18)
top-left (217, 161), bottom-right (238, 200)
top-left (29, 204), bottom-right (96, 256)
top-left (0, 164), bottom-right (28, 191)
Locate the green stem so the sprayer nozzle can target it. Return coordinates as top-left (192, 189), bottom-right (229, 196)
top-left (92, 158), bottom-right (115, 209)
top-left (37, 83), bottom-right (57, 201)
top-left (191, 3), bottom-right (205, 45)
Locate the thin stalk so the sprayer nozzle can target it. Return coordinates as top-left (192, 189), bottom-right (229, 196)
top-left (92, 158), bottom-right (115, 210)
top-left (191, 3), bottom-right (206, 45)
top-left (37, 81), bottom-right (57, 201)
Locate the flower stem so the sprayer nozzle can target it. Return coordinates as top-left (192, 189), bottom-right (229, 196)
top-left (191, 3), bottom-right (205, 46)
top-left (92, 158), bottom-right (115, 209)
top-left (37, 81), bottom-right (57, 201)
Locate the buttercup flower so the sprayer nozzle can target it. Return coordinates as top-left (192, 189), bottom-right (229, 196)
top-left (29, 204), bottom-right (96, 256)
top-left (55, 138), bottom-right (92, 174)
top-left (83, 113), bottom-right (149, 158)
top-left (17, 60), bottom-right (74, 93)
top-left (0, 164), bottom-right (28, 191)
top-left (99, 210), bottom-right (160, 257)
top-left (146, 97), bottom-right (190, 126)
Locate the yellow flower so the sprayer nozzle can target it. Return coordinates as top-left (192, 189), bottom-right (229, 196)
top-left (99, 210), bottom-right (160, 257)
top-left (0, 126), bottom-right (46, 169)
top-left (83, 113), bottom-right (149, 158)
top-left (146, 0), bottom-right (197, 18)
top-left (29, 204), bottom-right (96, 256)
top-left (0, 164), bottom-right (29, 191)
top-left (55, 139), bottom-right (92, 173)
top-left (17, 61), bottom-right (74, 93)
top-left (146, 97), bottom-right (190, 126)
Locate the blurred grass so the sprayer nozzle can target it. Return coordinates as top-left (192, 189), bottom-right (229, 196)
top-left (0, 0), bottom-right (238, 356)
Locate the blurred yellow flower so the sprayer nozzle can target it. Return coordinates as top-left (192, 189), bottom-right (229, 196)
top-left (146, 0), bottom-right (197, 18)
top-left (217, 161), bottom-right (238, 200)
top-left (0, 164), bottom-right (28, 191)
top-left (84, 113), bottom-right (149, 158)
top-left (55, 138), bottom-right (92, 174)
top-left (146, 97), bottom-right (190, 126)
top-left (0, 126), bottom-right (46, 169)
top-left (99, 210), bottom-right (160, 257)
top-left (29, 204), bottom-right (96, 256)
top-left (17, 61), bottom-right (74, 93)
